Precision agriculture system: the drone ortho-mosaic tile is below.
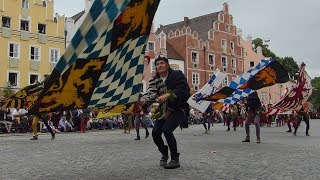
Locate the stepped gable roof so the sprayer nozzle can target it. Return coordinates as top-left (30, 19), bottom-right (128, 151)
top-left (72, 10), bottom-right (85, 23)
top-left (156, 11), bottom-right (221, 41)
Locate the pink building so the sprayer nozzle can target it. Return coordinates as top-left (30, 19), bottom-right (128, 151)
top-left (241, 37), bottom-right (296, 106)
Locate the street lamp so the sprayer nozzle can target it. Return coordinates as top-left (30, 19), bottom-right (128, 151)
top-left (203, 46), bottom-right (206, 83)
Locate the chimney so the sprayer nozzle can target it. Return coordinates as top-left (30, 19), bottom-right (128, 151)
top-left (184, 17), bottom-right (190, 26)
top-left (257, 46), bottom-right (263, 55)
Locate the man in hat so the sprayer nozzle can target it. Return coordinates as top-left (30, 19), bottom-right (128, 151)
top-left (141, 56), bottom-right (190, 169)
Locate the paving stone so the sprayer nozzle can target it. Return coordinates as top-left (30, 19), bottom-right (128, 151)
top-left (1, 120), bottom-right (320, 179)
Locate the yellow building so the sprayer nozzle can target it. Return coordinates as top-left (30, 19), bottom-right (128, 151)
top-left (0, 0), bottom-right (65, 90)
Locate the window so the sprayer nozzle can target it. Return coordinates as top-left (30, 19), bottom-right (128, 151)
top-left (29, 74), bottom-right (39, 84)
top-left (192, 73), bottom-right (199, 85)
top-left (221, 39), bottom-right (227, 49)
top-left (250, 61), bottom-right (254, 67)
top-left (38, 24), bottom-right (46, 34)
top-left (9, 42), bottom-right (20, 58)
top-left (191, 52), bottom-right (198, 63)
top-left (230, 41), bottom-right (234, 50)
top-left (171, 65), bottom-right (179, 70)
top-left (8, 72), bottom-right (18, 87)
top-left (221, 56), bottom-right (227, 72)
top-left (151, 63), bottom-right (156, 71)
top-left (147, 42), bottom-right (155, 51)
top-left (30, 46), bottom-right (40, 61)
top-left (50, 49), bottom-right (60, 63)
top-left (231, 58), bottom-right (236, 69)
top-left (22, 0), bottom-right (29, 9)
top-left (232, 58), bottom-right (236, 74)
top-left (20, 19), bottom-right (29, 31)
top-left (261, 92), bottom-right (268, 101)
top-left (150, 59), bottom-right (156, 71)
top-left (222, 77), bottom-right (228, 86)
top-left (226, 24), bottom-right (230, 32)
top-left (208, 54), bottom-right (215, 65)
top-left (2, 16), bottom-right (11, 28)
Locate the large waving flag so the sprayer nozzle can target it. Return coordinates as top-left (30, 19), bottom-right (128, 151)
top-left (1, 83), bottom-right (43, 110)
top-left (188, 69), bottom-right (226, 113)
top-left (202, 58), bottom-right (289, 103)
top-left (273, 63), bottom-right (312, 111)
top-left (29, 0), bottom-right (160, 113)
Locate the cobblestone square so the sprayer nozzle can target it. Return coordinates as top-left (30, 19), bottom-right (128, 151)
top-left (1, 120), bottom-right (320, 180)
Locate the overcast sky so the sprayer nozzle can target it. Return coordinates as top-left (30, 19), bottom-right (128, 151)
top-left (54, 0), bottom-right (320, 78)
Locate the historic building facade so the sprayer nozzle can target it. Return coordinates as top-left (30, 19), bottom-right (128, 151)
top-left (155, 3), bottom-right (245, 93)
top-left (0, 0), bottom-right (65, 89)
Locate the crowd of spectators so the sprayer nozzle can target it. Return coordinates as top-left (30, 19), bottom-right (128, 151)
top-left (0, 108), bottom-right (154, 134)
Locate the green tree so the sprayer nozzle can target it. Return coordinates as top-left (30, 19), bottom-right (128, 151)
top-left (252, 38), bottom-right (299, 79)
top-left (0, 82), bottom-right (15, 98)
top-left (252, 38), bottom-right (278, 60)
top-left (278, 57), bottom-right (299, 79)
top-left (310, 77), bottom-right (320, 110)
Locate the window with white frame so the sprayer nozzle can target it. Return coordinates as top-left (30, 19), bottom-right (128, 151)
top-left (250, 61), bottom-right (254, 67)
top-left (30, 46), bottom-right (40, 61)
top-left (192, 73), bottom-right (199, 85)
top-left (50, 48), bottom-right (60, 63)
top-left (230, 41), bottom-right (234, 50)
top-left (9, 42), bottom-right (20, 58)
top-left (151, 63), bottom-right (156, 71)
top-left (221, 39), bottom-right (227, 49)
top-left (20, 19), bottom-right (30, 31)
top-left (232, 58), bottom-right (236, 74)
top-left (22, 0), bottom-right (29, 9)
top-left (29, 74), bottom-right (39, 84)
top-left (147, 42), bottom-right (155, 51)
top-left (8, 72), bottom-right (18, 87)
top-left (221, 56), bottom-right (227, 72)
top-left (222, 77), bottom-right (228, 86)
top-left (208, 54), bottom-right (215, 65)
top-left (2, 16), bottom-right (11, 28)
top-left (171, 66), bottom-right (179, 70)
top-left (150, 59), bottom-right (156, 71)
top-left (261, 92), bottom-right (268, 101)
top-left (38, 24), bottom-right (46, 34)
top-left (231, 58), bottom-right (236, 69)
top-left (191, 51), bottom-right (198, 63)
